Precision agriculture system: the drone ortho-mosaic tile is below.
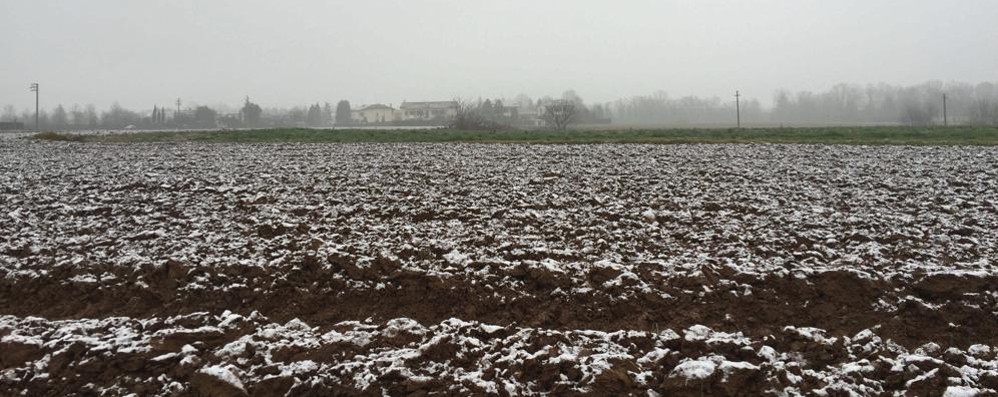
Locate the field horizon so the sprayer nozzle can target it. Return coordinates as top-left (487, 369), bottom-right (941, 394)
top-left (28, 125), bottom-right (998, 146)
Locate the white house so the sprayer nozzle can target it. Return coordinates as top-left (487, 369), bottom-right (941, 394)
top-left (351, 104), bottom-right (399, 124)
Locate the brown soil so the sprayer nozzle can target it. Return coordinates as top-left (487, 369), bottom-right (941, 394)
top-left (2, 142), bottom-right (997, 396)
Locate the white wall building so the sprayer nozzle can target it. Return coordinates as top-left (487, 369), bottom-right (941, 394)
top-left (351, 104), bottom-right (399, 124)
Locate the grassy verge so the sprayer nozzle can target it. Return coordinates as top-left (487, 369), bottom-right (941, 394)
top-left (31, 126), bottom-right (998, 146)
top-left (31, 131), bottom-right (87, 142)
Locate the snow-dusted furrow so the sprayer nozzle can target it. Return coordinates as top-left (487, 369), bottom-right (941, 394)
top-left (2, 313), bottom-right (997, 396)
top-left (1, 141), bottom-right (997, 395)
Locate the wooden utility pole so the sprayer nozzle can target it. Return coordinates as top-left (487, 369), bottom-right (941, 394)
top-left (943, 93), bottom-right (948, 127)
top-left (30, 83), bottom-right (39, 130)
top-left (735, 90), bottom-right (741, 129)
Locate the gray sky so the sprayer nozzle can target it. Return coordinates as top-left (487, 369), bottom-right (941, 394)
top-left (2, 0), bottom-right (996, 110)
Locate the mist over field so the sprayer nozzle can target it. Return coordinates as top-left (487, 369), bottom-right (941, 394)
top-left (2, 0), bottom-right (998, 128)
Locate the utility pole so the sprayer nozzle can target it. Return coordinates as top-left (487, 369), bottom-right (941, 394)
top-left (29, 83), bottom-right (39, 130)
top-left (942, 93), bottom-right (948, 127)
top-left (735, 90), bottom-right (741, 129)
top-left (175, 98), bottom-right (183, 129)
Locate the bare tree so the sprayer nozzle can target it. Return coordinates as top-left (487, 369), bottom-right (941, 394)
top-left (241, 97), bottom-right (263, 127)
top-left (70, 105), bottom-right (86, 129)
top-left (542, 100), bottom-right (577, 130)
top-left (899, 101), bottom-right (937, 126)
top-left (450, 98), bottom-right (508, 130)
top-left (969, 98), bottom-right (998, 126)
top-left (450, 99), bottom-right (481, 130)
top-left (51, 105), bottom-right (68, 130)
top-left (1, 105), bottom-right (16, 122)
top-left (85, 104), bottom-right (99, 129)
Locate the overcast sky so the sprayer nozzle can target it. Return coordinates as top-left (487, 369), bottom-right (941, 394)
top-left (2, 0), bottom-right (996, 110)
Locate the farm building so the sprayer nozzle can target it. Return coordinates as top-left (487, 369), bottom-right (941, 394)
top-left (351, 104), bottom-right (399, 124)
top-left (349, 101), bottom-right (460, 125)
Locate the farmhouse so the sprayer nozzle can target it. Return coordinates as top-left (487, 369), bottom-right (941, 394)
top-left (351, 104), bottom-right (398, 124)
top-left (348, 101), bottom-right (460, 125)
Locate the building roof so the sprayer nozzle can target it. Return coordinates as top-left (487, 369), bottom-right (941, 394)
top-left (400, 101), bottom-right (458, 110)
top-left (355, 104), bottom-right (394, 111)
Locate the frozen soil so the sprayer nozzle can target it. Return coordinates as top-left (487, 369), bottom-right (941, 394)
top-left (1, 142), bottom-right (997, 396)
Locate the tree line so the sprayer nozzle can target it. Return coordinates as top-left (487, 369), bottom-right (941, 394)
top-left (0, 98), bottom-right (355, 130)
top-left (3, 81), bottom-right (996, 130)
top-left (771, 81), bottom-right (998, 126)
top-left (613, 81), bottom-right (998, 127)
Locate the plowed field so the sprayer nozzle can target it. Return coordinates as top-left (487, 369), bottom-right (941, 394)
top-left (2, 142), bottom-right (997, 396)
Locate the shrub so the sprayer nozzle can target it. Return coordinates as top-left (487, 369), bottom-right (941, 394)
top-left (32, 131), bottom-right (86, 142)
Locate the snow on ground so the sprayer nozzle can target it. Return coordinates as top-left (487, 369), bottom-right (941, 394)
top-left (2, 313), bottom-right (997, 395)
top-left (1, 141), bottom-right (997, 395)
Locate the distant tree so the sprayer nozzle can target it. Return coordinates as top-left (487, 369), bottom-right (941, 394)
top-left (323, 102), bottom-right (333, 126)
top-left (899, 101), bottom-right (937, 126)
top-left (513, 94), bottom-right (533, 110)
top-left (591, 103), bottom-right (607, 121)
top-left (101, 103), bottom-right (142, 129)
top-left (193, 106), bottom-right (218, 128)
top-left (69, 105), bottom-right (86, 129)
top-left (969, 98), bottom-right (998, 126)
top-left (481, 99), bottom-right (494, 119)
top-left (2, 105), bottom-right (17, 122)
top-left (562, 90), bottom-right (585, 109)
top-left (335, 100), bottom-right (352, 125)
top-left (287, 107), bottom-right (307, 126)
top-left (34, 110), bottom-right (50, 129)
top-left (241, 97), bottom-right (263, 127)
top-left (542, 100), bottom-right (577, 130)
top-left (20, 108), bottom-right (33, 125)
top-left (450, 98), bottom-right (509, 130)
top-left (217, 113), bottom-right (242, 128)
top-left (493, 99), bottom-right (509, 123)
top-left (306, 103), bottom-right (323, 127)
top-left (771, 90), bottom-right (793, 122)
top-left (85, 104), bottom-right (99, 129)
top-left (51, 105), bottom-right (68, 130)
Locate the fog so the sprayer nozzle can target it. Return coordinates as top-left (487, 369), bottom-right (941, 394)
top-left (2, 0), bottom-right (997, 126)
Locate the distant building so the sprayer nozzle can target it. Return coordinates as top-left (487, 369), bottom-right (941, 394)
top-left (517, 107), bottom-right (545, 127)
top-left (400, 101), bottom-right (458, 122)
top-left (351, 104), bottom-right (398, 124)
top-left (0, 122), bottom-right (25, 131)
